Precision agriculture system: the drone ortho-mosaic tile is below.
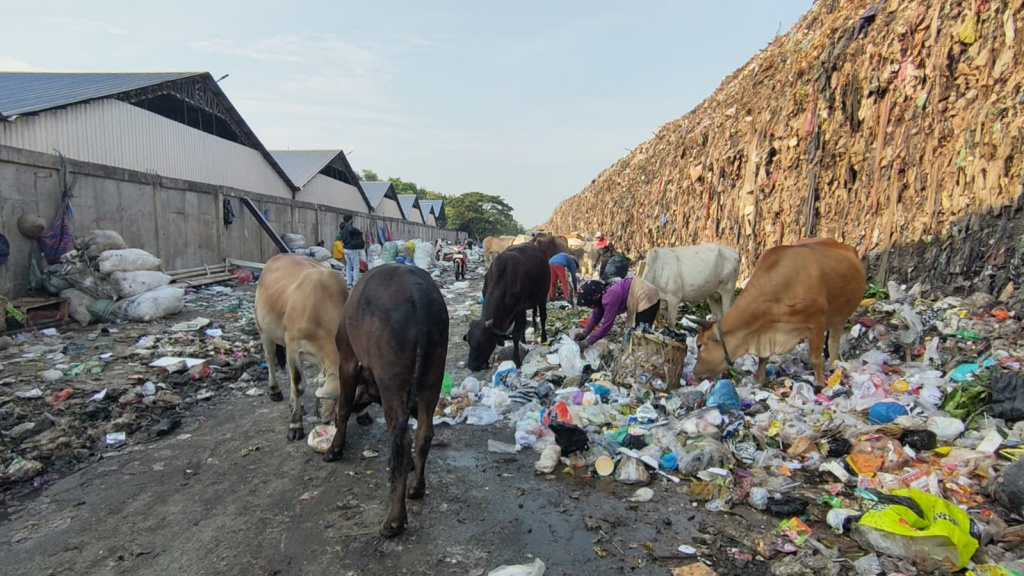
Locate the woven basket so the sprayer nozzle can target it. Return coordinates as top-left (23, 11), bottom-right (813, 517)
top-left (611, 330), bottom-right (687, 391)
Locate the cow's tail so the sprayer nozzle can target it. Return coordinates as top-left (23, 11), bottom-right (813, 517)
top-left (390, 280), bottom-right (428, 485)
top-left (274, 344), bottom-right (300, 384)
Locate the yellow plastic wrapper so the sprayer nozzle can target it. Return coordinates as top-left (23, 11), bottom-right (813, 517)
top-left (968, 565), bottom-right (1024, 576)
top-left (958, 13), bottom-right (978, 45)
top-left (855, 488), bottom-right (979, 570)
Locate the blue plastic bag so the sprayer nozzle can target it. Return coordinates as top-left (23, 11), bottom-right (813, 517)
top-left (659, 452), bottom-right (679, 471)
top-left (867, 401), bottom-right (910, 424)
top-left (705, 379), bottom-right (741, 412)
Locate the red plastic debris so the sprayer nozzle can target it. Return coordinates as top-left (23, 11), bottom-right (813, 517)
top-left (48, 388), bottom-right (74, 408)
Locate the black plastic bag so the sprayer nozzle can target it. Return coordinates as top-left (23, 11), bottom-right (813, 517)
top-left (988, 370), bottom-right (1024, 421)
top-left (899, 429), bottom-right (938, 451)
top-left (600, 254), bottom-right (631, 282)
top-left (549, 421), bottom-right (590, 455)
top-left (825, 437), bottom-right (853, 457)
top-left (766, 496), bottom-right (809, 517)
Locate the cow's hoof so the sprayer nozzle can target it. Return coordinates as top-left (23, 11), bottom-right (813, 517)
top-left (323, 449), bottom-right (343, 463)
top-left (268, 390), bottom-right (284, 402)
top-left (287, 427), bottom-right (305, 441)
top-left (356, 412), bottom-right (373, 427)
top-left (380, 520), bottom-right (405, 539)
top-left (408, 484), bottom-right (426, 500)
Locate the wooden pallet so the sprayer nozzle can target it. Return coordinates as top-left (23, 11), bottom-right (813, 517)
top-left (11, 297), bottom-right (69, 327)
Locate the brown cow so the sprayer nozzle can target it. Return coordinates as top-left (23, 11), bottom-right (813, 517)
top-left (530, 232), bottom-right (570, 261)
top-left (691, 238), bottom-right (866, 385)
top-left (323, 264), bottom-right (449, 538)
top-left (482, 235), bottom-right (515, 266)
top-left (254, 254), bottom-right (348, 440)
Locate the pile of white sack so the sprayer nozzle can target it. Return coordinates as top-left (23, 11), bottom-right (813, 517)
top-left (45, 230), bottom-right (184, 326)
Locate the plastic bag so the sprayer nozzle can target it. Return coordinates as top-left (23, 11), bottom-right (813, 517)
top-left (64, 266), bottom-right (118, 300)
top-left (867, 401), bottom-right (910, 424)
top-left (305, 246), bottom-right (332, 262)
top-left (282, 233), bottom-right (307, 251)
top-left (615, 456), bottom-right (650, 484)
top-left (847, 437), bottom-right (909, 476)
top-left (488, 558), bottom-right (546, 576)
top-left (458, 377), bottom-right (482, 397)
top-left (75, 230), bottom-right (126, 259)
top-left (535, 445), bottom-right (561, 474)
top-left (988, 370), bottom-right (1024, 421)
top-left (414, 242), bottom-right (434, 270)
top-left (109, 285), bottom-right (185, 322)
top-left (108, 270), bottom-right (172, 298)
top-left (463, 406), bottom-right (502, 426)
top-left (96, 248), bottom-right (162, 275)
top-left (556, 334), bottom-right (584, 377)
top-left (307, 424), bottom-right (336, 453)
top-left (480, 388), bottom-right (512, 414)
top-left (60, 288), bottom-right (96, 327)
top-left (927, 416), bottom-right (966, 442)
top-left (852, 488), bottom-right (979, 570)
top-left (705, 379), bottom-right (741, 411)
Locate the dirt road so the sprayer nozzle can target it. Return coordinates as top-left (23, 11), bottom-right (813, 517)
top-left (0, 267), bottom-right (773, 576)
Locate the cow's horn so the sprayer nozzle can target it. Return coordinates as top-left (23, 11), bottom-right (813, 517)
top-left (684, 316), bottom-right (712, 330)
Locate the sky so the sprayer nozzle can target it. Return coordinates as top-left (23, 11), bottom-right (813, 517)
top-left (1, 1), bottom-right (811, 227)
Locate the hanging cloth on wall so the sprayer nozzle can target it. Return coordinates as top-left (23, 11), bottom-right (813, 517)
top-left (37, 154), bottom-right (75, 265)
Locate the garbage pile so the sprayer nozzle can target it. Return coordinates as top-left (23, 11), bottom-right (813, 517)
top-left (369, 239), bottom-right (442, 270)
top-left (438, 282), bottom-right (1024, 572)
top-left (35, 230), bottom-right (184, 326)
top-left (543, 0), bottom-right (1024, 294)
top-left (0, 284), bottom-right (266, 492)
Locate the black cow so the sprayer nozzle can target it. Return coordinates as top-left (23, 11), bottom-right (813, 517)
top-left (465, 243), bottom-right (549, 371)
top-left (323, 264), bottom-right (449, 538)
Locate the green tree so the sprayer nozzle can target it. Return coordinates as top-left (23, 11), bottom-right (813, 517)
top-left (361, 169), bottom-right (380, 181)
top-left (388, 176), bottom-right (443, 201)
top-left (444, 192), bottom-right (524, 239)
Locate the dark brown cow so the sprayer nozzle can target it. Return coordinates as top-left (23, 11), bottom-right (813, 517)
top-left (530, 233), bottom-right (570, 261)
top-left (465, 243), bottom-right (549, 371)
top-left (323, 264), bottom-right (449, 538)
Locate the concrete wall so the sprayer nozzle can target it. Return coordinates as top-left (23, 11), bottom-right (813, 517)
top-left (0, 99), bottom-right (293, 198)
top-left (299, 174), bottom-right (370, 213)
top-left (0, 145), bottom-right (462, 297)
top-left (372, 197), bottom-right (404, 220)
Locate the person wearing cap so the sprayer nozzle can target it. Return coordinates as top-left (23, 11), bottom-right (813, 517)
top-left (573, 276), bottom-right (660, 351)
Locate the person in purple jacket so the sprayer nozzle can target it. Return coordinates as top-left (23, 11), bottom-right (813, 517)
top-left (573, 277), bottom-right (661, 351)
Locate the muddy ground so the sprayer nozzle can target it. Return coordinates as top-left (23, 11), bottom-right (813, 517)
top-left (1, 267), bottom-right (800, 576)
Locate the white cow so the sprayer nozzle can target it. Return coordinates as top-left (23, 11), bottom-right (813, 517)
top-left (641, 244), bottom-right (741, 326)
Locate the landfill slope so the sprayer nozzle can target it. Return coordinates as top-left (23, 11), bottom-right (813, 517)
top-left (545, 0), bottom-right (1024, 293)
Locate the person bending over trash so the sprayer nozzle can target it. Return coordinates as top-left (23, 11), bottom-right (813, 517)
top-left (574, 276), bottom-right (660, 351)
top-left (548, 252), bottom-right (578, 304)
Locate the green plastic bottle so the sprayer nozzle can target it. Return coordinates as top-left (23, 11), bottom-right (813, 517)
top-left (441, 371), bottom-right (453, 396)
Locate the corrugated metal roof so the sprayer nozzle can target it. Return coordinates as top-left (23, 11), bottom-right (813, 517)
top-left (269, 149), bottom-right (342, 188)
top-left (396, 194), bottom-right (420, 220)
top-left (420, 199), bottom-right (444, 217)
top-left (360, 181), bottom-right (395, 209)
top-left (0, 72), bottom-right (197, 118)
